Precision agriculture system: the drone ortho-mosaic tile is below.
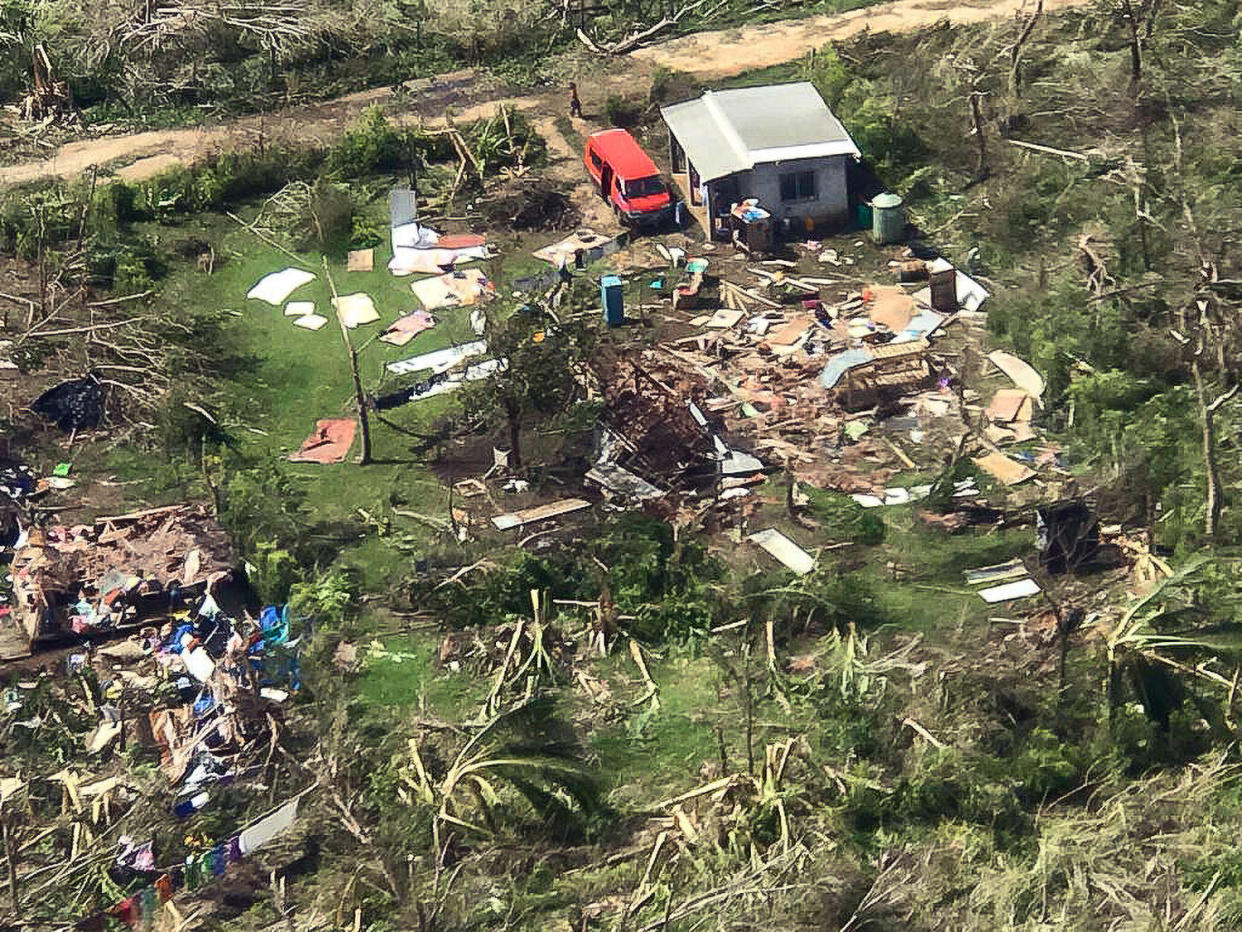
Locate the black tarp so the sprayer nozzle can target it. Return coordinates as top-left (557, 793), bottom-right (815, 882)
top-left (31, 378), bottom-right (104, 431)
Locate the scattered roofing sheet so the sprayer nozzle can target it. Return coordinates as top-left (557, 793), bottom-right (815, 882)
top-left (660, 82), bottom-right (860, 183)
top-left (380, 310), bottom-right (436, 347)
top-left (332, 293), bottom-right (380, 328)
top-left (964, 558), bottom-right (1028, 586)
top-left (293, 314), bottom-right (328, 331)
top-left (410, 269), bottom-right (494, 310)
top-left (868, 286), bottom-right (916, 332)
top-left (973, 450), bottom-right (1037, 486)
top-left (987, 351), bottom-right (1045, 399)
top-left (986, 389), bottom-right (1034, 424)
top-left (347, 249), bottom-right (374, 272)
top-left (766, 315), bottom-right (815, 347)
top-left (285, 300), bottom-right (315, 318)
top-left (747, 528), bottom-right (815, 575)
top-left (586, 462), bottom-right (664, 501)
top-left (978, 577), bottom-right (1041, 603)
top-left (387, 340), bottom-right (488, 376)
top-left (289, 419), bottom-right (356, 464)
top-left (247, 268), bottom-right (315, 305)
top-left (492, 498), bottom-right (592, 531)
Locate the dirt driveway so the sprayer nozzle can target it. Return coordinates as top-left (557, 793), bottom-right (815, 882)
top-left (0, 0), bottom-right (1083, 189)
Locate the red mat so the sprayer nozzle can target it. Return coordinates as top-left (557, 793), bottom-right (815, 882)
top-left (437, 232), bottom-right (484, 249)
top-left (289, 419), bottom-right (356, 464)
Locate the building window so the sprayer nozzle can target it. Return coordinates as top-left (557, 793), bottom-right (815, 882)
top-left (779, 171), bottom-right (816, 202)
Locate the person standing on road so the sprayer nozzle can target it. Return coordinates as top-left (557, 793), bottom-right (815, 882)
top-left (569, 82), bottom-right (583, 118)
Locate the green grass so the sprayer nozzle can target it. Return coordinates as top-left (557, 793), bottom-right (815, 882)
top-left (354, 630), bottom-right (494, 712)
top-left (101, 214), bottom-right (496, 580)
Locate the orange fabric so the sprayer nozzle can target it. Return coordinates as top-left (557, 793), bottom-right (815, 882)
top-left (289, 419), bottom-right (357, 464)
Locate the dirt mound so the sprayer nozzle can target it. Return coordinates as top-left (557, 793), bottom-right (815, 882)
top-left (482, 188), bottom-right (581, 231)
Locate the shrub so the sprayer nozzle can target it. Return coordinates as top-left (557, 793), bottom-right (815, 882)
top-left (604, 94), bottom-right (642, 129)
top-left (806, 489), bottom-right (885, 545)
top-left (305, 178), bottom-right (356, 256)
top-left (328, 106), bottom-right (408, 178)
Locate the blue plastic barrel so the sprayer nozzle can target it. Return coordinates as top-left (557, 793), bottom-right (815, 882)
top-left (601, 275), bottom-right (624, 327)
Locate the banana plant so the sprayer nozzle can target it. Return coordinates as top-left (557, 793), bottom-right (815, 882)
top-left (401, 698), bottom-right (596, 857)
top-left (1105, 556), bottom-right (1242, 723)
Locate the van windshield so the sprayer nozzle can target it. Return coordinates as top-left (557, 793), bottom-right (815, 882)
top-left (622, 176), bottom-right (665, 199)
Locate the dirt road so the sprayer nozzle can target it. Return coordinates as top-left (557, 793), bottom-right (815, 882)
top-left (0, 0), bottom-right (1084, 189)
top-left (632, 0), bottom-right (1083, 78)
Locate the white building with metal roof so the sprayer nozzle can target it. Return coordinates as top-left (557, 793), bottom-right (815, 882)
top-left (660, 82), bottom-right (861, 238)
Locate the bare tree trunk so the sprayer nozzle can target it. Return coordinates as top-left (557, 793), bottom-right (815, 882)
top-left (1008, 0), bottom-right (1043, 99)
top-left (969, 90), bottom-right (988, 180)
top-left (2, 815), bottom-right (18, 916)
top-left (507, 409), bottom-right (522, 469)
top-left (324, 260), bottom-right (373, 465)
top-left (1119, 0), bottom-right (1142, 85)
top-left (1191, 360), bottom-right (1238, 540)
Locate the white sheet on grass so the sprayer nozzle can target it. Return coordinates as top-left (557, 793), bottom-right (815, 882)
top-left (332, 293), bottom-right (380, 328)
top-left (247, 268), bottom-right (315, 305)
top-left (386, 340), bottom-right (488, 376)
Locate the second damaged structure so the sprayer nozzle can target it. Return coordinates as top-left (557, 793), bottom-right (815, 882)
top-left (7, 504), bottom-right (241, 656)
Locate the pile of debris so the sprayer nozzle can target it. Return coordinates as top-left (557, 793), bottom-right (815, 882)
top-left (7, 504), bottom-right (236, 658)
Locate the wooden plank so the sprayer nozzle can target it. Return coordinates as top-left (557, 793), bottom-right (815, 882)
top-left (492, 498), bottom-right (591, 531)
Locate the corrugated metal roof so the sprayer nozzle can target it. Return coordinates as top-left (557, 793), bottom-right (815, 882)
top-left (661, 82), bottom-right (860, 183)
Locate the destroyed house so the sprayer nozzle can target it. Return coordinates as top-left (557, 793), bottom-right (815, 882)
top-left (6, 504), bottom-right (238, 658)
top-left (661, 82), bottom-right (860, 238)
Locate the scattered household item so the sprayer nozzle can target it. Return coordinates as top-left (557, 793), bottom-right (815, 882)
top-left (410, 269), bottom-right (494, 310)
top-left (380, 311), bottom-right (436, 347)
top-left (387, 340), bottom-right (488, 376)
top-left (747, 528), bottom-right (815, 575)
top-left (533, 229), bottom-right (615, 268)
top-left (389, 243), bottom-right (489, 276)
top-left (346, 249), bottom-right (374, 272)
top-left (331, 293), bottom-right (380, 328)
top-left (293, 314), bottom-right (328, 331)
top-left (247, 268), bottom-right (315, 306)
top-left (289, 419), bottom-right (356, 464)
top-left (927, 258), bottom-right (957, 312)
top-left (729, 199), bottom-right (773, 255)
top-left (601, 275), bottom-right (624, 326)
top-left (871, 192), bottom-right (905, 245)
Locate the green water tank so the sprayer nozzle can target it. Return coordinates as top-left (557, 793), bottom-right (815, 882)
top-left (871, 192), bottom-right (905, 245)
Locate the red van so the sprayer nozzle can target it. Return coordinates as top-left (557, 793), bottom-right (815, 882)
top-left (584, 129), bottom-right (672, 228)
